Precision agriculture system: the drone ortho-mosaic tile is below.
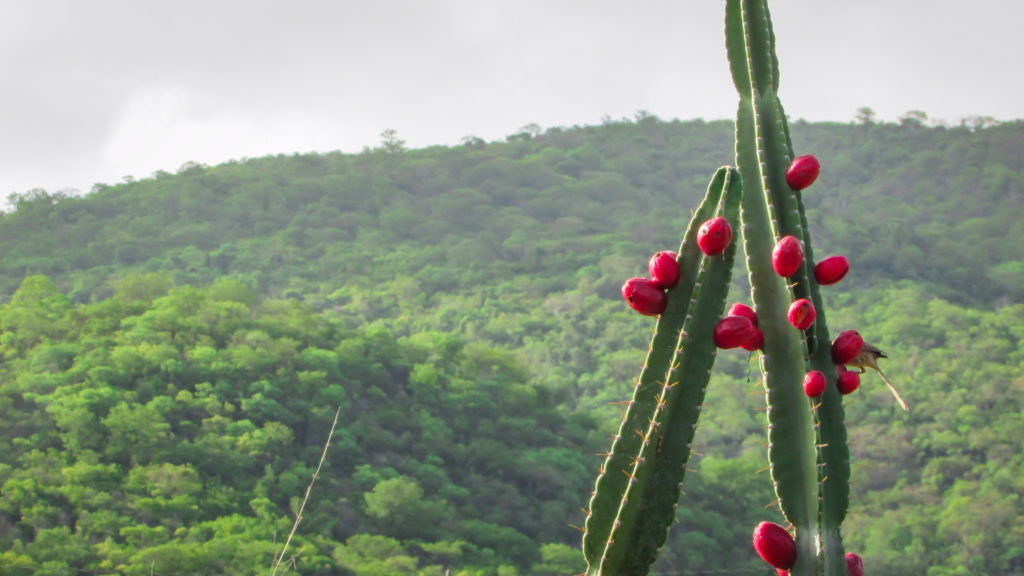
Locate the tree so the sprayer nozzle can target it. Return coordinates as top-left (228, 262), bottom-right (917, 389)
top-left (854, 106), bottom-right (876, 125)
top-left (899, 110), bottom-right (929, 127)
top-left (380, 129), bottom-right (406, 153)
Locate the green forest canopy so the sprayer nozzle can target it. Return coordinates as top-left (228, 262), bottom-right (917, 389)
top-left (0, 116), bottom-right (1021, 575)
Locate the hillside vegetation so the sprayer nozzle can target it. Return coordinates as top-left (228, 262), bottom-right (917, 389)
top-left (0, 117), bottom-right (1022, 575)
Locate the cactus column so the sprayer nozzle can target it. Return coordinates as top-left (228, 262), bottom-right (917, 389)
top-left (583, 167), bottom-right (743, 576)
top-left (726, 0), bottom-right (850, 574)
top-left (581, 1), bottom-right (853, 574)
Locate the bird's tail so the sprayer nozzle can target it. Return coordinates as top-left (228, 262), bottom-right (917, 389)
top-left (877, 368), bottom-right (909, 411)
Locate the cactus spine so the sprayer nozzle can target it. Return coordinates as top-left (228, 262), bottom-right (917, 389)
top-left (582, 1), bottom-right (853, 575)
top-left (583, 167), bottom-right (742, 575)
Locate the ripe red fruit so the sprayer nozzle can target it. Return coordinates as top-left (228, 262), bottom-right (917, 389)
top-left (714, 315), bottom-right (755, 349)
top-left (803, 371), bottom-right (826, 397)
top-left (648, 251), bottom-right (680, 288)
top-left (742, 326), bottom-right (764, 351)
top-left (772, 236), bottom-right (804, 277)
top-left (752, 521), bottom-right (797, 570)
top-left (728, 303), bottom-right (759, 327)
top-left (831, 330), bottom-right (864, 365)
top-left (697, 217), bottom-right (733, 256)
top-left (621, 277), bottom-right (667, 316)
top-left (814, 255), bottom-right (850, 285)
top-left (787, 299), bottom-right (816, 330)
top-left (838, 370), bottom-right (861, 394)
top-left (845, 552), bottom-right (864, 576)
top-left (786, 155), bottom-right (820, 191)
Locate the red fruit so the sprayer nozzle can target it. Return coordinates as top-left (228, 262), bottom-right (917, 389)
top-left (777, 571), bottom-right (789, 576)
top-left (845, 552), bottom-right (864, 576)
top-left (814, 255), bottom-right (849, 285)
top-left (787, 299), bottom-right (816, 330)
top-left (648, 251), bottom-right (680, 288)
top-left (786, 155), bottom-right (820, 191)
top-left (838, 370), bottom-right (861, 394)
top-left (742, 326), bottom-right (764, 351)
top-left (697, 217), bottom-right (733, 256)
top-left (772, 236), bottom-right (804, 277)
top-left (714, 315), bottom-right (755, 349)
top-left (621, 277), bottom-right (667, 316)
top-left (803, 370), bottom-right (826, 397)
top-left (831, 330), bottom-right (864, 365)
top-left (728, 303), bottom-right (759, 327)
top-left (752, 521), bottom-right (797, 570)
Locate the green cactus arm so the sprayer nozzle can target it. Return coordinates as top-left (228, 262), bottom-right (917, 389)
top-left (744, 1), bottom-right (851, 566)
top-left (728, 0), bottom-right (818, 356)
top-left (728, 1), bottom-right (821, 574)
top-left (796, 172), bottom-right (851, 576)
top-left (728, 1), bottom-right (851, 574)
top-left (736, 102), bottom-right (819, 575)
top-left (582, 168), bottom-right (729, 568)
top-left (593, 167), bottom-right (742, 576)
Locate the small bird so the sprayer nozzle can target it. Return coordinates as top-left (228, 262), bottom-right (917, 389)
top-left (846, 343), bottom-right (909, 411)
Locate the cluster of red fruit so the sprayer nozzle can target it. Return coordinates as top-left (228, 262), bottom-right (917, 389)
top-left (622, 156), bottom-right (866, 401)
top-left (753, 521), bottom-right (864, 576)
top-left (620, 210), bottom-right (736, 317)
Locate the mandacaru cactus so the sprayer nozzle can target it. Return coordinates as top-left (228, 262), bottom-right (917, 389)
top-left (582, 0), bottom-right (868, 574)
top-left (583, 167), bottom-right (743, 575)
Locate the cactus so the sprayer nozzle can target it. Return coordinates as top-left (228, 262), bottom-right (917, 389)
top-left (582, 1), bottom-right (854, 575)
top-left (583, 167), bottom-right (743, 575)
top-left (727, 0), bottom-right (850, 574)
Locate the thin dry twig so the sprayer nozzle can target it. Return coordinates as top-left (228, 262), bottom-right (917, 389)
top-left (270, 406), bottom-right (342, 576)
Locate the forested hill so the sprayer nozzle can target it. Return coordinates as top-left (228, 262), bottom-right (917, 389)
top-left (1, 117), bottom-right (1022, 575)
top-left (2, 117), bottom-right (1022, 309)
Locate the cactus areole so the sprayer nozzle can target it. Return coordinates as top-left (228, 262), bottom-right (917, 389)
top-left (753, 522), bottom-right (798, 570)
top-left (786, 155), bottom-right (821, 191)
top-left (649, 250), bottom-right (681, 288)
top-left (697, 216), bottom-right (734, 255)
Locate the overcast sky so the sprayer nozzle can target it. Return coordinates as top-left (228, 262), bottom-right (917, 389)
top-left (3, 0), bottom-right (1022, 196)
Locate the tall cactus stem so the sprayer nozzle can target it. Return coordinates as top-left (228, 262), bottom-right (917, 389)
top-left (583, 168), bottom-right (739, 573)
top-left (594, 168), bottom-right (742, 575)
top-left (727, 0), bottom-right (850, 574)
